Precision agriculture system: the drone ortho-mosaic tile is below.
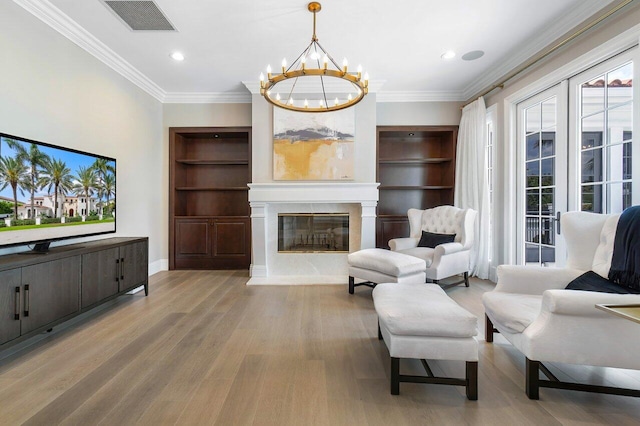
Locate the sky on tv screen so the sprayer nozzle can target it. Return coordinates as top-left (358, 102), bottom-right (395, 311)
top-left (0, 136), bottom-right (114, 203)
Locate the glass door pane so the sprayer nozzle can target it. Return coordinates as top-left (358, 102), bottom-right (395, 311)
top-left (517, 84), bottom-right (568, 266)
top-left (570, 53), bottom-right (636, 215)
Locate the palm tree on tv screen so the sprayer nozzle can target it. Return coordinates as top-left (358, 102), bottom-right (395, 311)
top-left (73, 166), bottom-right (96, 216)
top-left (0, 156), bottom-right (29, 219)
top-left (39, 158), bottom-right (73, 218)
top-left (102, 173), bottom-right (115, 215)
top-left (8, 141), bottom-right (50, 219)
top-left (90, 158), bottom-right (115, 214)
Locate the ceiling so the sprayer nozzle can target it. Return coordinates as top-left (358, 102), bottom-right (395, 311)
top-left (17, 0), bottom-right (614, 102)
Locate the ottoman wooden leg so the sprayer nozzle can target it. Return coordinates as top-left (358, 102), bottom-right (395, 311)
top-left (391, 357), bottom-right (400, 395)
top-left (349, 276), bottom-right (355, 294)
top-left (466, 361), bottom-right (478, 400)
top-left (464, 271), bottom-right (470, 287)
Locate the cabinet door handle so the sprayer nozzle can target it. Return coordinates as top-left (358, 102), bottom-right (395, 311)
top-left (116, 258), bottom-right (120, 282)
top-left (24, 284), bottom-right (30, 317)
top-left (14, 287), bottom-right (20, 320)
top-left (120, 257), bottom-right (125, 280)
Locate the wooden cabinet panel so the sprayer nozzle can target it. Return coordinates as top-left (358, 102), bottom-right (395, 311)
top-left (213, 220), bottom-right (247, 256)
top-left (120, 241), bottom-right (148, 292)
top-left (0, 269), bottom-right (21, 345)
top-left (174, 217), bottom-right (250, 270)
top-left (21, 256), bottom-right (80, 334)
top-left (176, 219), bottom-right (211, 257)
top-left (81, 248), bottom-right (120, 308)
top-left (377, 218), bottom-right (411, 249)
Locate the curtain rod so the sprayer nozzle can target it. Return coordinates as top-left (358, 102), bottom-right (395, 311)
top-left (462, 0), bottom-right (636, 108)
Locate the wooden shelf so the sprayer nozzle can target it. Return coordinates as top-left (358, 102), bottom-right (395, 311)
top-left (175, 187), bottom-right (249, 191)
top-left (376, 125), bottom-right (458, 248)
top-left (378, 158), bottom-right (453, 164)
top-left (175, 159), bottom-right (248, 165)
top-left (170, 127), bottom-right (252, 270)
top-left (379, 186), bottom-right (454, 190)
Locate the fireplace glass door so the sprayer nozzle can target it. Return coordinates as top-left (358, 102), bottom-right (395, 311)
top-left (278, 213), bottom-right (349, 253)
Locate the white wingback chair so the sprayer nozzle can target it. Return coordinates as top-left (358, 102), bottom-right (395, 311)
top-left (483, 211), bottom-right (640, 399)
top-left (389, 206), bottom-right (477, 287)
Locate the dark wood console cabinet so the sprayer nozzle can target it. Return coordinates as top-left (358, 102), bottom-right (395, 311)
top-left (0, 237), bottom-right (148, 349)
top-left (169, 127), bottom-right (251, 270)
top-left (376, 126), bottom-right (458, 248)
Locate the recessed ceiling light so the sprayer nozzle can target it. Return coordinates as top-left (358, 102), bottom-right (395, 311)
top-left (170, 52), bottom-right (185, 61)
top-left (441, 50), bottom-right (456, 60)
top-left (462, 50), bottom-right (485, 61)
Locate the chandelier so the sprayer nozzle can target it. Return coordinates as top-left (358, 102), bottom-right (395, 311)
top-left (259, 2), bottom-right (369, 113)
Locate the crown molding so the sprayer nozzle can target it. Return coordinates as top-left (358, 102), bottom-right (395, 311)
top-left (163, 92), bottom-right (252, 104)
top-left (376, 91), bottom-right (465, 102)
top-left (14, 0), bottom-right (166, 102)
top-left (461, 0), bottom-right (616, 100)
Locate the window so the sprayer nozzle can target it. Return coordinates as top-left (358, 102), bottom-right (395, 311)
top-left (578, 62), bottom-right (633, 214)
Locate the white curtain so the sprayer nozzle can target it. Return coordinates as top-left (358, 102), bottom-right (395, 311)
top-left (455, 97), bottom-right (490, 279)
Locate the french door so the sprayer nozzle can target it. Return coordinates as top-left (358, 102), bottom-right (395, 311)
top-left (568, 50), bottom-right (637, 214)
top-left (515, 49), bottom-right (637, 266)
top-left (516, 83), bottom-right (568, 266)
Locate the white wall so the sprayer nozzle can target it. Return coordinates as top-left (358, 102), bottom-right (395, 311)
top-left (0, 2), bottom-right (163, 265)
top-left (377, 101), bottom-right (462, 126)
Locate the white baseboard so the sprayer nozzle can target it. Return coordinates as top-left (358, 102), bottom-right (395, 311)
top-left (249, 264), bottom-right (268, 277)
top-left (149, 259), bottom-right (168, 276)
top-left (247, 275), bottom-right (347, 285)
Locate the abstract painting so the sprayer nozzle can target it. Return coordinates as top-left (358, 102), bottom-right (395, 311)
top-left (273, 108), bottom-right (355, 180)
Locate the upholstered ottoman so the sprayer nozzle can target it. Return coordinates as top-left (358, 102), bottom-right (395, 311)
top-left (372, 283), bottom-right (479, 399)
top-left (348, 248), bottom-right (426, 294)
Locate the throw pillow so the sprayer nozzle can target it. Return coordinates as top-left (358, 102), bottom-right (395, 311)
top-left (417, 231), bottom-right (456, 248)
top-left (565, 271), bottom-right (640, 294)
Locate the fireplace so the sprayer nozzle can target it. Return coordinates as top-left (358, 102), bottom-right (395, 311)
top-left (247, 182), bottom-right (379, 285)
top-left (278, 213), bottom-right (349, 253)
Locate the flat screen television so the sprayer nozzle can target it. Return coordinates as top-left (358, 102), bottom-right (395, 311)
top-left (0, 132), bottom-right (116, 252)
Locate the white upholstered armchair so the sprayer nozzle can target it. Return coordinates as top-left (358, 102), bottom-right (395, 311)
top-left (389, 206), bottom-right (477, 287)
top-left (483, 211), bottom-right (640, 399)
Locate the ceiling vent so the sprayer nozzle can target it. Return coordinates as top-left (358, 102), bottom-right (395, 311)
top-left (103, 1), bottom-right (176, 31)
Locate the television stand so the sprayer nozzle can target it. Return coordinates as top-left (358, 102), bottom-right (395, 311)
top-left (18, 242), bottom-right (51, 255)
top-left (32, 242), bottom-right (50, 253)
top-left (1, 237), bottom-right (149, 350)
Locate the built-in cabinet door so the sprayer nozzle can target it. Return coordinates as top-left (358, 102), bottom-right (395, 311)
top-left (21, 256), bottom-right (81, 334)
top-left (175, 218), bottom-right (212, 259)
top-left (174, 217), bottom-right (250, 269)
top-left (211, 217), bottom-right (251, 269)
top-left (120, 241), bottom-right (148, 292)
top-left (81, 247), bottom-right (120, 308)
top-left (0, 269), bottom-right (22, 345)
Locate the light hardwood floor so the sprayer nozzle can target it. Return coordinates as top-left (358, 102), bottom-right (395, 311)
top-left (0, 270), bottom-right (639, 425)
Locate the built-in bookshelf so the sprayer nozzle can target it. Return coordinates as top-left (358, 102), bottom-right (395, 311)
top-left (169, 127), bottom-right (251, 269)
top-left (376, 126), bottom-right (458, 248)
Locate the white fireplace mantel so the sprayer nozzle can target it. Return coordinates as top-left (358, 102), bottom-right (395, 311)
top-left (247, 182), bottom-right (380, 285)
top-left (248, 182), bottom-right (380, 204)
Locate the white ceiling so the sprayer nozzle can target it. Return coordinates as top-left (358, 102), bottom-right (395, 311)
top-left (17, 0), bottom-right (614, 102)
